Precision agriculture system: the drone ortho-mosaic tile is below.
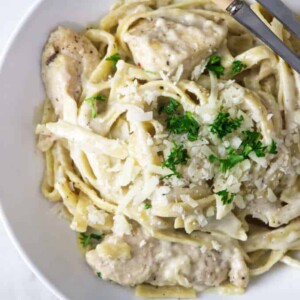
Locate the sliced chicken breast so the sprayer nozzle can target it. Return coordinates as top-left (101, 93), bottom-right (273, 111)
top-left (42, 27), bottom-right (100, 117)
top-left (86, 227), bottom-right (155, 286)
top-left (86, 227), bottom-right (248, 289)
top-left (124, 14), bottom-right (227, 77)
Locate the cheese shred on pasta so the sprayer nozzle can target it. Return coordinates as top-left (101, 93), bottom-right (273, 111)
top-left (36, 0), bottom-right (300, 298)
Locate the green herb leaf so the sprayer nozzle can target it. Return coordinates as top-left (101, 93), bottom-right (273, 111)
top-left (220, 147), bottom-right (245, 172)
top-left (210, 130), bottom-right (268, 172)
top-left (85, 94), bottom-right (106, 118)
top-left (97, 272), bottom-right (102, 279)
top-left (210, 112), bottom-right (244, 139)
top-left (231, 60), bottom-right (247, 76)
top-left (159, 99), bottom-right (200, 141)
top-left (145, 203), bottom-right (152, 210)
top-left (206, 54), bottom-right (224, 78)
top-left (167, 112), bottom-right (200, 141)
top-left (159, 98), bottom-right (181, 115)
top-left (219, 154), bottom-right (245, 173)
top-left (106, 53), bottom-right (121, 69)
top-left (270, 140), bottom-right (278, 154)
top-left (216, 189), bottom-right (235, 205)
top-left (241, 131), bottom-right (267, 158)
top-left (210, 147), bottom-right (244, 173)
top-left (79, 233), bottom-right (103, 248)
top-left (162, 142), bottom-right (190, 179)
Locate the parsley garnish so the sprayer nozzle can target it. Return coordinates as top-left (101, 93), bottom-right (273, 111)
top-left (231, 60), bottom-right (247, 76)
top-left (85, 95), bottom-right (106, 118)
top-left (159, 98), bottom-right (181, 115)
top-left (106, 53), bottom-right (121, 69)
top-left (210, 130), bottom-right (268, 172)
top-left (270, 140), bottom-right (278, 154)
top-left (210, 112), bottom-right (244, 139)
top-left (216, 189), bottom-right (235, 205)
top-left (206, 54), bottom-right (224, 78)
top-left (167, 112), bottom-right (200, 141)
top-left (159, 98), bottom-right (200, 141)
top-left (79, 233), bottom-right (103, 248)
top-left (145, 203), bottom-right (152, 210)
top-left (241, 131), bottom-right (267, 158)
top-left (162, 142), bottom-right (190, 179)
top-left (97, 272), bottom-right (102, 279)
top-left (209, 148), bottom-right (244, 173)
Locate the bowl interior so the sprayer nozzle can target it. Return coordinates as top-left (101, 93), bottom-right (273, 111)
top-left (0, 0), bottom-right (300, 299)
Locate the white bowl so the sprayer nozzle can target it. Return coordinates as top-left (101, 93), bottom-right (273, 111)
top-left (0, 0), bottom-right (300, 299)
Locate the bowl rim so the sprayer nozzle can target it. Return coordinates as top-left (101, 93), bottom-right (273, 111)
top-left (0, 0), bottom-right (66, 299)
top-left (1, 1), bottom-right (299, 300)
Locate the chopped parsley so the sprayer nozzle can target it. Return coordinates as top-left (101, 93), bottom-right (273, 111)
top-left (210, 130), bottom-right (269, 173)
top-left (270, 140), bottom-right (278, 154)
top-left (159, 98), bottom-right (181, 115)
top-left (79, 233), bottom-right (103, 248)
top-left (240, 131), bottom-right (267, 158)
top-left (97, 272), bottom-right (102, 279)
top-left (210, 112), bottom-right (244, 139)
top-left (106, 53), bottom-right (121, 69)
top-left (85, 94), bottom-right (106, 118)
top-left (145, 203), bottom-right (152, 210)
top-left (216, 189), bottom-right (235, 205)
top-left (161, 142), bottom-right (190, 179)
top-left (167, 112), bottom-right (200, 141)
top-left (159, 98), bottom-right (200, 141)
top-left (209, 148), bottom-right (244, 173)
top-left (231, 60), bottom-right (247, 76)
top-left (206, 54), bottom-right (224, 78)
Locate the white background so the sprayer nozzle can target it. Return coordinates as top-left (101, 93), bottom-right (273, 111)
top-left (0, 0), bottom-right (57, 299)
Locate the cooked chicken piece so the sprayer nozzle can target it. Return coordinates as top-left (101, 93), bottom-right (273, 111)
top-left (150, 241), bottom-right (229, 288)
top-left (42, 27), bottom-right (100, 117)
top-left (86, 227), bottom-right (249, 289)
top-left (228, 248), bottom-right (249, 288)
top-left (124, 15), bottom-right (227, 77)
top-left (191, 248), bottom-right (229, 287)
top-left (86, 227), bottom-right (155, 286)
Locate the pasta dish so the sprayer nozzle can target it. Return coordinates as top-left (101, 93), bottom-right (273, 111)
top-left (36, 0), bottom-right (300, 298)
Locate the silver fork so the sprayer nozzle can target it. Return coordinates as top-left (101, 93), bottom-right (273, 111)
top-left (257, 0), bottom-right (300, 40)
top-left (212, 0), bottom-right (300, 73)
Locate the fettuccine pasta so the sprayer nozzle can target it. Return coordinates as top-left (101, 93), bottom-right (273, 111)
top-left (36, 0), bottom-right (300, 298)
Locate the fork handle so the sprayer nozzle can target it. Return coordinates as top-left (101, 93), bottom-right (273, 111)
top-left (211, 0), bottom-right (233, 10)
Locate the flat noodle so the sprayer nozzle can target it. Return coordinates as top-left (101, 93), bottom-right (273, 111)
top-left (36, 0), bottom-right (300, 298)
top-left (249, 250), bottom-right (285, 276)
top-left (281, 255), bottom-right (300, 269)
top-left (85, 30), bottom-right (119, 83)
top-left (135, 285), bottom-right (197, 299)
top-left (207, 283), bottom-right (245, 295)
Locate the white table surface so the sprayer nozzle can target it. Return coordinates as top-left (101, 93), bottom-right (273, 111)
top-left (0, 0), bottom-right (57, 299)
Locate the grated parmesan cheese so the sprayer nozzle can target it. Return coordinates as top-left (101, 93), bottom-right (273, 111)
top-left (180, 194), bottom-right (198, 208)
top-left (172, 64), bottom-right (184, 83)
top-left (206, 206), bottom-right (215, 217)
top-left (211, 240), bottom-right (222, 251)
top-left (267, 188), bottom-right (277, 203)
top-left (113, 214), bottom-right (133, 236)
top-left (87, 205), bottom-right (108, 225)
top-left (139, 240), bottom-right (147, 248)
top-left (197, 214), bottom-right (208, 227)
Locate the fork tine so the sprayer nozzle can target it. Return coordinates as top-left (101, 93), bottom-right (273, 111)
top-left (257, 0), bottom-right (300, 40)
top-left (227, 0), bottom-right (300, 73)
